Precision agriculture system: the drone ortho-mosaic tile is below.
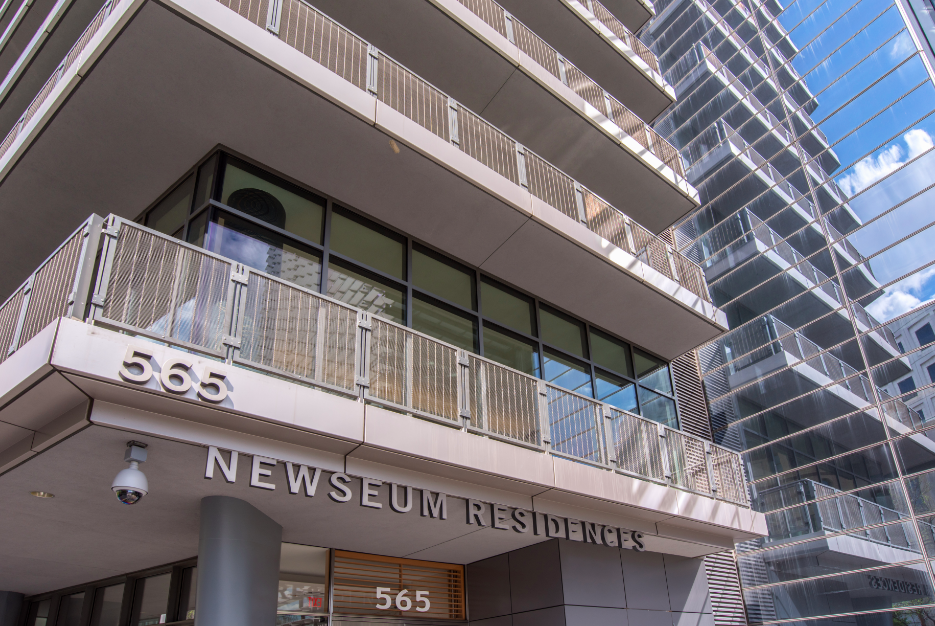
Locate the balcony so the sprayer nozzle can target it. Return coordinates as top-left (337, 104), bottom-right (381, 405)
top-left (291, 0), bottom-right (699, 229)
top-left (0, 215), bottom-right (752, 517)
top-left (0, 0), bottom-right (727, 359)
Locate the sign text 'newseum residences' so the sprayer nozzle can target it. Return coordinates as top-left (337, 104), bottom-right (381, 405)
top-left (204, 446), bottom-right (646, 550)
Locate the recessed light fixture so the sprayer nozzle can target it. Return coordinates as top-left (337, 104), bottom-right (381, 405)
top-left (30, 491), bottom-right (54, 498)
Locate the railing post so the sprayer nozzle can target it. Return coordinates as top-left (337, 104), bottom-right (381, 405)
top-left (355, 311), bottom-right (372, 400)
top-left (66, 215), bottom-right (104, 321)
top-left (503, 10), bottom-right (515, 44)
top-left (516, 144), bottom-right (528, 189)
top-left (89, 217), bottom-right (120, 322)
top-left (602, 91), bottom-right (614, 121)
top-left (223, 264), bottom-right (249, 364)
top-left (623, 217), bottom-right (637, 254)
top-left (538, 380), bottom-right (551, 450)
top-left (556, 53), bottom-right (568, 86)
top-left (447, 97), bottom-right (460, 147)
top-left (366, 45), bottom-right (379, 96)
top-left (601, 404), bottom-right (616, 467)
top-left (8, 273), bottom-right (33, 356)
top-left (265, 0), bottom-right (283, 35)
top-left (705, 442), bottom-right (718, 497)
top-left (658, 423), bottom-right (672, 482)
top-left (666, 246), bottom-right (679, 282)
top-left (404, 332), bottom-right (414, 409)
top-left (573, 183), bottom-right (587, 225)
top-left (457, 350), bottom-right (471, 427)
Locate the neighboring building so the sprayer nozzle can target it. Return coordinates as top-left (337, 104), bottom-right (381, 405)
top-left (0, 1), bottom-right (765, 626)
top-left (882, 307), bottom-right (935, 426)
top-left (639, 0), bottom-right (935, 623)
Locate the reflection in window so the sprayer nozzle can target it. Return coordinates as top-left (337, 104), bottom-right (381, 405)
top-left (90, 584), bottom-right (125, 626)
top-left (279, 543), bottom-right (329, 624)
top-left (130, 573), bottom-right (171, 626)
top-left (330, 208), bottom-right (405, 280)
top-left (412, 245), bottom-right (475, 310)
top-left (58, 593), bottom-right (85, 626)
top-left (208, 212), bottom-right (322, 291)
top-left (898, 376), bottom-right (918, 399)
top-left (147, 176), bottom-right (194, 237)
top-left (543, 350), bottom-right (592, 397)
top-left (26, 600), bottom-right (51, 626)
top-left (480, 278), bottom-right (536, 336)
top-left (193, 154), bottom-right (217, 210)
top-left (918, 323), bottom-right (935, 347)
top-left (178, 567), bottom-right (197, 621)
top-left (638, 386), bottom-right (677, 428)
top-left (634, 348), bottom-right (672, 395)
top-left (595, 370), bottom-right (638, 413)
top-left (412, 296), bottom-right (477, 352)
top-left (590, 329), bottom-right (632, 377)
top-left (482, 324), bottom-right (538, 377)
top-left (187, 212), bottom-right (207, 248)
top-left (220, 159), bottom-right (324, 245)
top-left (326, 260), bottom-right (405, 325)
top-left (539, 305), bottom-right (587, 359)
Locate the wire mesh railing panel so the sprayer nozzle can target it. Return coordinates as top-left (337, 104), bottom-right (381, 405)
top-left (525, 151), bottom-right (577, 221)
top-left (216, 0), bottom-right (267, 28)
top-left (711, 445), bottom-right (747, 504)
top-left (368, 318), bottom-right (408, 407)
top-left (512, 21), bottom-right (561, 80)
top-left (672, 253), bottom-right (711, 302)
top-left (19, 228), bottom-right (85, 346)
top-left (456, 106), bottom-right (519, 184)
top-left (583, 190), bottom-right (632, 254)
top-left (100, 225), bottom-right (230, 353)
top-left (631, 222), bottom-right (675, 281)
top-left (547, 386), bottom-right (604, 463)
top-left (378, 55), bottom-right (450, 141)
top-left (468, 356), bottom-right (540, 446)
top-left (610, 408), bottom-right (667, 481)
top-left (317, 300), bottom-right (358, 391)
top-left (608, 97), bottom-right (651, 152)
top-left (238, 273), bottom-right (320, 382)
top-left (666, 429), bottom-right (713, 495)
top-left (0, 289), bottom-right (24, 365)
top-left (563, 63), bottom-right (606, 113)
top-left (278, 0), bottom-right (368, 90)
top-left (410, 331), bottom-right (459, 422)
top-left (453, 0), bottom-right (507, 37)
top-left (590, 0), bottom-right (660, 73)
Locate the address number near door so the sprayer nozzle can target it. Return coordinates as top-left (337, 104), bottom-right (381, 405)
top-left (118, 346), bottom-right (229, 403)
top-left (375, 588), bottom-right (430, 612)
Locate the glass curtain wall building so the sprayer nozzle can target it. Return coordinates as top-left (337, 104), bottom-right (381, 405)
top-left (639, 0), bottom-right (935, 623)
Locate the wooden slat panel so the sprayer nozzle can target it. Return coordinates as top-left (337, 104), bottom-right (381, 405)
top-left (332, 551), bottom-right (465, 620)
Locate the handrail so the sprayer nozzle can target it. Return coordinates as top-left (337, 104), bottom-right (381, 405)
top-left (0, 0), bottom-right (711, 304)
top-left (0, 215), bottom-right (749, 506)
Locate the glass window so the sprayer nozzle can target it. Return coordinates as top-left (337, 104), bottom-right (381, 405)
top-left (130, 573), bottom-right (171, 626)
top-left (147, 176), bottom-right (194, 236)
top-left (279, 543), bottom-right (329, 618)
top-left (412, 245), bottom-right (475, 310)
top-left (638, 386), bottom-right (677, 428)
top-left (898, 377), bottom-right (917, 396)
top-left (208, 212), bottom-right (322, 291)
top-left (26, 600), bottom-right (51, 626)
top-left (90, 584), bottom-right (125, 626)
top-left (329, 208), bottom-right (405, 280)
top-left (220, 158), bottom-right (324, 245)
top-left (482, 324), bottom-right (539, 376)
top-left (412, 295), bottom-right (477, 352)
top-left (194, 154), bottom-right (218, 210)
top-left (58, 593), bottom-right (85, 626)
top-left (539, 305), bottom-right (587, 359)
top-left (543, 350), bottom-right (592, 397)
top-left (633, 348), bottom-right (672, 395)
top-left (326, 259), bottom-right (405, 325)
top-left (595, 370), bottom-right (638, 413)
top-left (918, 323), bottom-right (935, 347)
top-left (480, 278), bottom-right (535, 336)
top-left (590, 328), bottom-right (633, 377)
top-left (178, 568), bottom-right (196, 621)
top-left (187, 212), bottom-right (207, 248)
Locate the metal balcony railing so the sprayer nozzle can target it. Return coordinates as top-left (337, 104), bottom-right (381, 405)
top-left (756, 479), bottom-right (922, 552)
top-left (0, 0), bottom-right (711, 304)
top-left (0, 215), bottom-right (750, 506)
top-left (449, 0), bottom-right (685, 178)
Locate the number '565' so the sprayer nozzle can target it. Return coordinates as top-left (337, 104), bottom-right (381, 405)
top-left (375, 588), bottom-right (430, 612)
top-left (118, 346), bottom-right (228, 403)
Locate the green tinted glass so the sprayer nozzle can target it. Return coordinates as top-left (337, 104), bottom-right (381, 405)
top-left (187, 212), bottom-right (207, 247)
top-left (147, 175), bottom-right (194, 236)
top-left (329, 208), bottom-right (405, 280)
top-left (220, 159), bottom-right (324, 245)
top-left (483, 324), bottom-right (539, 376)
top-left (413, 296), bottom-right (477, 352)
top-left (480, 279), bottom-right (535, 336)
top-left (194, 154), bottom-right (217, 210)
top-left (412, 246), bottom-right (475, 310)
top-left (638, 386), bottom-right (677, 428)
top-left (590, 329), bottom-right (632, 377)
top-left (633, 348), bottom-right (672, 395)
top-left (326, 260), bottom-right (405, 324)
top-left (539, 305), bottom-right (587, 359)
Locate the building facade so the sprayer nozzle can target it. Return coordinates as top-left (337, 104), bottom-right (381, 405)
top-left (0, 0), bottom-right (766, 625)
top-left (638, 0), bottom-right (935, 623)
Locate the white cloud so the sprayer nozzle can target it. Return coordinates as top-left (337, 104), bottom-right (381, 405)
top-left (837, 129), bottom-right (934, 197)
top-left (888, 32), bottom-right (916, 61)
top-left (866, 266), bottom-right (935, 321)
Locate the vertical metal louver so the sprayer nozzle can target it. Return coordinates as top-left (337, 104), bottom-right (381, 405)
top-left (671, 351), bottom-right (713, 440)
top-left (704, 552), bottom-right (749, 626)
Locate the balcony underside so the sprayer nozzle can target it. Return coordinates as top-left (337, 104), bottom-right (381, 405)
top-left (0, 0), bottom-right (724, 359)
top-left (493, 0), bottom-right (674, 121)
top-left (600, 0), bottom-right (654, 32)
top-left (0, 319), bottom-right (764, 594)
top-left (299, 0), bottom-right (698, 231)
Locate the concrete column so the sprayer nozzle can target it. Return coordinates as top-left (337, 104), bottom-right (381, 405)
top-left (0, 592), bottom-right (23, 626)
top-left (195, 496), bottom-right (282, 626)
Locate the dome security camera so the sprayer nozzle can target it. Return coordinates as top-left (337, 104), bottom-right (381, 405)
top-left (112, 441), bottom-right (149, 505)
